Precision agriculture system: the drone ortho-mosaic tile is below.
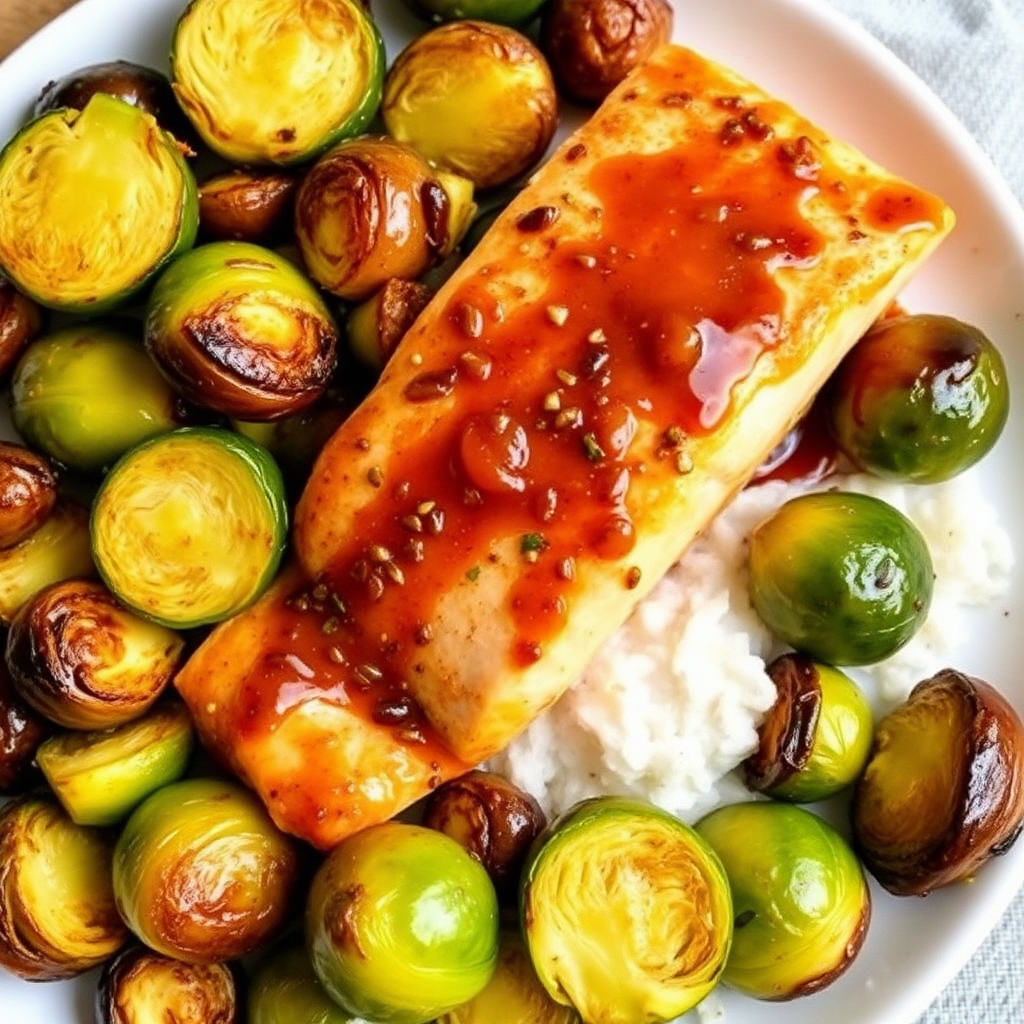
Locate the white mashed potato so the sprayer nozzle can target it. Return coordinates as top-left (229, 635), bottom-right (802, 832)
top-left (489, 469), bottom-right (1013, 826)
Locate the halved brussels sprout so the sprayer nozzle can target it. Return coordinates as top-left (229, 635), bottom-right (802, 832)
top-left (113, 777), bottom-right (299, 963)
top-left (6, 578), bottom-right (185, 730)
top-left (171, 0), bottom-right (384, 166)
top-left (744, 653), bottom-right (873, 802)
top-left (0, 93), bottom-right (197, 312)
top-left (748, 490), bottom-right (933, 665)
top-left (828, 313), bottom-right (1009, 483)
top-left (11, 323), bottom-right (183, 473)
top-left (37, 700), bottom-right (194, 826)
top-left (96, 945), bottom-right (242, 1024)
top-left (0, 442), bottom-right (57, 549)
top-left (0, 663), bottom-right (52, 795)
top-left (404, 0), bottom-right (548, 25)
top-left (0, 500), bottom-right (94, 624)
top-left (198, 168), bottom-right (297, 244)
top-left (146, 241), bottom-right (338, 420)
top-left (521, 796), bottom-right (732, 1023)
top-left (91, 428), bottom-right (288, 628)
top-left (0, 277), bottom-right (42, 381)
top-left (852, 668), bottom-right (1024, 896)
top-left (382, 21), bottom-right (558, 189)
top-left (347, 278), bottom-right (434, 372)
top-left (695, 802), bottom-right (870, 1000)
top-left (0, 796), bottom-right (127, 980)
top-left (307, 822), bottom-right (500, 1024)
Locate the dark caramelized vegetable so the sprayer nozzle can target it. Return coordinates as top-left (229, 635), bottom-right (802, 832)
top-left (113, 778), bottom-right (299, 963)
top-left (0, 797), bottom-right (127, 980)
top-left (0, 278), bottom-right (42, 381)
top-left (198, 168), bottom-right (297, 244)
top-left (347, 278), bottom-right (434, 372)
top-left (249, 940), bottom-right (362, 1024)
top-left (852, 668), bottom-right (1024, 896)
top-left (540, 0), bottom-right (674, 103)
top-left (423, 768), bottom-right (547, 896)
top-left (0, 662), bottom-right (52, 795)
top-left (0, 442), bottom-right (58, 549)
top-left (695, 802), bottom-right (870, 1000)
top-left (6, 578), bottom-right (184, 730)
top-left (96, 945), bottom-right (242, 1024)
top-left (382, 21), bottom-right (558, 189)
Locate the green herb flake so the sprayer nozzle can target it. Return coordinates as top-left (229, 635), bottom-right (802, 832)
top-left (582, 433), bottom-right (606, 462)
top-left (520, 532), bottom-right (548, 554)
top-left (466, 565), bottom-right (482, 582)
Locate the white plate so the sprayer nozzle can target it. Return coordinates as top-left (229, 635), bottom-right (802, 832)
top-left (1, 1), bottom-right (1022, 1022)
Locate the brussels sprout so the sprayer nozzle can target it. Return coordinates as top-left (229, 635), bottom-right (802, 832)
top-left (852, 668), bottom-right (1024, 896)
top-left (404, 0), bottom-right (548, 26)
top-left (198, 168), bottom-right (297, 244)
top-left (0, 442), bottom-right (57, 549)
top-left (382, 21), bottom-right (558, 190)
top-left (6, 578), bottom-right (185, 730)
top-left (521, 796), bottom-right (732, 1023)
top-left (347, 278), bottom-right (434, 372)
top-left (695, 802), bottom-right (870, 1000)
top-left (113, 777), bottom-right (299, 963)
top-left (438, 928), bottom-right (580, 1024)
top-left (0, 94), bottom-right (198, 312)
top-left (11, 323), bottom-right (183, 473)
top-left (0, 796), bottom-right (127, 980)
top-left (296, 137), bottom-right (476, 301)
top-left (540, 0), bottom-right (674, 103)
top-left (0, 663), bottom-right (52, 795)
top-left (96, 945), bottom-right (242, 1024)
top-left (0, 278), bottom-right (42, 381)
top-left (748, 490), bottom-right (933, 665)
top-left (171, 0), bottom-right (384, 166)
top-left (828, 313), bottom-right (1009, 483)
top-left (91, 428), bottom-right (288, 628)
top-left (37, 700), bottom-right (194, 826)
top-left (145, 242), bottom-right (338, 420)
top-left (423, 769), bottom-right (547, 897)
top-left (0, 500), bottom-right (94, 624)
top-left (307, 822), bottom-right (499, 1024)
top-left (744, 653), bottom-right (873, 802)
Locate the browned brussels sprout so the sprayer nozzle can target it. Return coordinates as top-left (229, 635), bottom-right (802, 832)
top-left (113, 777), bottom-right (300, 963)
top-left (0, 278), bottom-right (42, 381)
top-left (96, 945), bottom-right (243, 1024)
top-left (346, 278), bottom-right (434, 372)
top-left (423, 769), bottom-right (547, 897)
top-left (0, 662), bottom-right (52, 795)
top-left (6, 578), bottom-right (184, 730)
top-left (198, 168), bottom-right (298, 244)
top-left (0, 796), bottom-right (127, 980)
top-left (382, 22), bottom-right (557, 190)
top-left (0, 442), bottom-right (58, 549)
top-left (540, 0), bottom-right (674, 103)
top-left (852, 668), bottom-right (1024, 896)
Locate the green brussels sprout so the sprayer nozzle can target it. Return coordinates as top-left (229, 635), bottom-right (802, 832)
top-left (36, 700), bottom-right (194, 826)
top-left (695, 802), bottom-right (870, 1000)
top-left (748, 490), bottom-right (933, 665)
top-left (521, 796), bottom-right (732, 1023)
top-left (0, 94), bottom-right (197, 312)
top-left (113, 777), bottom-right (299, 963)
top-left (171, 0), bottom-right (384, 166)
top-left (306, 822), bottom-right (500, 1024)
top-left (0, 796), bottom-right (127, 980)
top-left (828, 314), bottom-right (1009, 483)
top-left (744, 653), bottom-right (873, 802)
top-left (404, 0), bottom-right (548, 26)
top-left (145, 241), bottom-right (339, 420)
top-left (0, 442), bottom-right (57, 549)
top-left (852, 668), bottom-right (1024, 896)
top-left (6, 578), bottom-right (184, 730)
top-left (11, 323), bottom-right (182, 473)
top-left (382, 21), bottom-right (558, 189)
top-left (91, 427), bottom-right (288, 628)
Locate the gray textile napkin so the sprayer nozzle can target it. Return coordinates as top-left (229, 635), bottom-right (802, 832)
top-left (824, 2), bottom-right (1024, 1022)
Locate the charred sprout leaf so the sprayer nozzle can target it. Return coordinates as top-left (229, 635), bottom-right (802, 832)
top-left (383, 21), bottom-right (558, 190)
top-left (695, 801), bottom-right (870, 1000)
top-left (307, 822), bottom-right (499, 1024)
top-left (37, 700), bottom-right (194, 826)
top-left (748, 490), bottom-right (933, 665)
top-left (828, 314), bottom-right (1009, 483)
top-left (0, 278), bottom-right (42, 382)
top-left (11, 323), bottom-right (182, 474)
top-left (347, 278), bottom-right (434, 372)
top-left (852, 668), bottom-right (1024, 896)
top-left (403, 0), bottom-right (548, 26)
top-left (0, 796), bottom-right (127, 980)
top-left (0, 662), bottom-right (52, 795)
top-left (91, 428), bottom-right (288, 628)
top-left (0, 442), bottom-right (57, 549)
top-left (521, 795), bottom-right (732, 1023)
top-left (6, 578), bottom-right (184, 730)
top-left (171, 0), bottom-right (384, 166)
top-left (113, 777), bottom-right (299, 963)
top-left (198, 168), bottom-right (297, 244)
top-left (0, 94), bottom-right (197, 312)
top-left (145, 241), bottom-right (338, 420)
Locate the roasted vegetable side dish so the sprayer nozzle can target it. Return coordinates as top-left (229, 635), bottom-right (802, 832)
top-left (198, 168), bottom-right (298, 244)
top-left (0, 442), bottom-right (57, 549)
top-left (0, 662), bottom-right (51, 795)
top-left (0, 278), bottom-right (41, 381)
